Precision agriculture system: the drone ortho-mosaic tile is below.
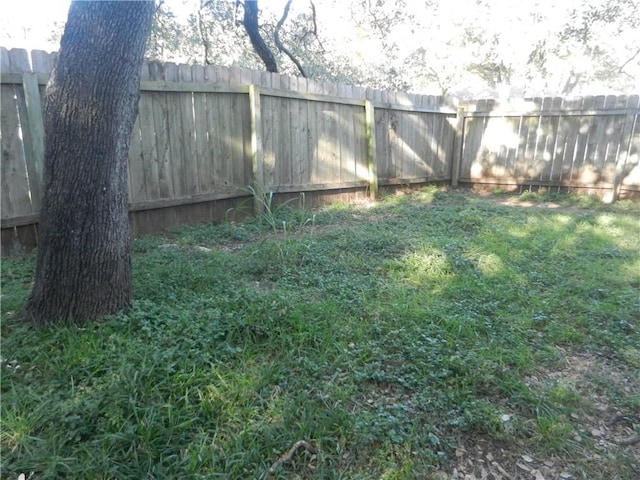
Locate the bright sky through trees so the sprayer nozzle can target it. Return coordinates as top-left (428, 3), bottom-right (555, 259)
top-left (1, 0), bottom-right (638, 97)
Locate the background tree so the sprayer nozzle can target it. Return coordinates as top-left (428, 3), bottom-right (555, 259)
top-left (237, 0), bottom-right (279, 72)
top-left (22, 0), bottom-right (155, 325)
top-left (55, 0), bottom-right (638, 99)
top-left (146, 0), bottom-right (195, 62)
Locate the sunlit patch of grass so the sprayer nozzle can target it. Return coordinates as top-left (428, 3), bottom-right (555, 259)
top-left (384, 249), bottom-right (452, 287)
top-left (2, 191), bottom-right (639, 479)
top-left (530, 416), bottom-right (577, 453)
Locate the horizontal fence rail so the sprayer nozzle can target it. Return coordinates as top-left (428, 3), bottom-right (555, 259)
top-left (1, 47), bottom-right (639, 253)
top-left (457, 97), bottom-right (640, 200)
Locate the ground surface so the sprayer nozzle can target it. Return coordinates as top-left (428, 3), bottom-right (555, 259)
top-left (1, 188), bottom-right (639, 479)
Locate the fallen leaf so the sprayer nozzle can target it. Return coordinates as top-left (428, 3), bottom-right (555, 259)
top-left (534, 470), bottom-right (546, 480)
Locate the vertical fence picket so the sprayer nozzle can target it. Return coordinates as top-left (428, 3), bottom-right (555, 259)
top-left (2, 49), bottom-right (33, 220)
top-left (612, 95), bottom-right (640, 201)
top-left (2, 50), bottom-right (640, 252)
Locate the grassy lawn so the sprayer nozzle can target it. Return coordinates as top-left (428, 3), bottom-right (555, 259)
top-left (1, 188), bottom-right (639, 479)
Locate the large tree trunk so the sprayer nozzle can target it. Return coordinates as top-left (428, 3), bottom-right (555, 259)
top-left (22, 1), bottom-right (154, 325)
top-left (242, 0), bottom-right (279, 73)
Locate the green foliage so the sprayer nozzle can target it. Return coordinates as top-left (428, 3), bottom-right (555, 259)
top-left (2, 191), bottom-right (639, 479)
top-left (239, 183), bottom-right (315, 234)
top-left (143, 0), bottom-right (638, 97)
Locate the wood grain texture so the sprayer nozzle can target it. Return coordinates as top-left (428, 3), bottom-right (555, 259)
top-left (2, 48), bottom-right (639, 253)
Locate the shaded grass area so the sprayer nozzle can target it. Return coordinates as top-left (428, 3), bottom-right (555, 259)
top-left (2, 188), bottom-right (639, 479)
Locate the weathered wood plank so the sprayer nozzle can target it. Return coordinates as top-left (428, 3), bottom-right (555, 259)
top-left (618, 95), bottom-right (639, 192)
top-left (422, 109), bottom-right (437, 174)
top-left (137, 67), bottom-right (161, 200)
top-left (233, 93), bottom-right (251, 188)
top-left (558, 98), bottom-right (581, 185)
top-left (249, 85), bottom-right (264, 193)
top-left (261, 95), bottom-right (277, 186)
top-left (537, 115), bottom-right (559, 183)
top-left (399, 112), bottom-right (414, 178)
top-left (306, 97), bottom-right (320, 185)
top-left (326, 102), bottom-right (341, 183)
top-left (374, 108), bottom-right (389, 180)
top-left (354, 107), bottom-right (368, 184)
top-left (4, 52), bottom-right (640, 243)
top-left (337, 104), bottom-right (351, 182)
top-left (178, 65), bottom-right (199, 195)
top-left (388, 110), bottom-right (403, 180)
top-left (21, 73), bottom-right (45, 209)
top-left (149, 81), bottom-right (175, 198)
top-left (1, 49), bottom-right (34, 220)
top-left (440, 113), bottom-right (456, 180)
top-left (546, 98), bottom-right (564, 187)
top-left (129, 188), bottom-right (247, 211)
top-left (209, 92), bottom-right (227, 190)
top-left (318, 100), bottom-right (333, 184)
top-left (1, 83), bottom-right (32, 219)
top-left (620, 112), bottom-right (639, 189)
top-left (365, 100), bottom-right (378, 197)
top-left (396, 112), bottom-right (409, 179)
top-left (460, 115), bottom-right (486, 180)
top-left (290, 98), bottom-right (303, 186)
top-left (277, 95), bottom-right (293, 186)
top-left (1, 213), bottom-right (40, 228)
top-left (450, 108), bottom-right (465, 185)
top-left (217, 93), bottom-right (234, 189)
top-left (127, 115), bottom-right (146, 203)
top-left (270, 180), bottom-right (368, 193)
top-left (193, 83), bottom-right (211, 195)
top-left (166, 64), bottom-right (188, 197)
top-left (424, 97), bottom-right (437, 176)
top-left (140, 80), bottom-right (249, 94)
top-left (299, 98), bottom-right (311, 185)
top-left (316, 102), bottom-right (332, 184)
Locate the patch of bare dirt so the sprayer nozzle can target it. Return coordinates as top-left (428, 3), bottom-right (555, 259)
top-left (433, 353), bottom-right (639, 479)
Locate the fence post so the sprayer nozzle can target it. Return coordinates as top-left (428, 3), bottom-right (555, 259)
top-left (450, 105), bottom-right (465, 188)
top-left (364, 100), bottom-right (378, 199)
top-left (249, 84), bottom-right (264, 213)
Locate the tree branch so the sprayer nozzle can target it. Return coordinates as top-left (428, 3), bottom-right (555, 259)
top-left (309, 1), bottom-right (325, 52)
top-left (618, 46), bottom-right (640, 74)
top-left (197, 0), bottom-right (212, 65)
top-left (240, 0), bottom-right (278, 73)
top-left (274, 0), bottom-right (307, 77)
top-left (262, 440), bottom-right (316, 479)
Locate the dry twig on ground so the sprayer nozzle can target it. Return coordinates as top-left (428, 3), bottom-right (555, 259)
top-left (263, 440), bottom-right (317, 479)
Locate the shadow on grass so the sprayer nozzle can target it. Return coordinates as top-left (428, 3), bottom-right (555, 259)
top-left (1, 190), bottom-right (639, 479)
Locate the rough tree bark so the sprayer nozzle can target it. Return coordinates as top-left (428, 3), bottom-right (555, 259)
top-left (274, 0), bottom-right (307, 77)
top-left (240, 0), bottom-right (279, 73)
top-left (22, 0), bottom-right (154, 325)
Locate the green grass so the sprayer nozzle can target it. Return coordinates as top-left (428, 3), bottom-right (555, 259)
top-left (2, 188), bottom-right (639, 479)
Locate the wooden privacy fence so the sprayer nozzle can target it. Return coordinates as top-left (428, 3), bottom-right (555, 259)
top-left (457, 96), bottom-right (640, 200)
top-left (1, 47), bottom-right (639, 252)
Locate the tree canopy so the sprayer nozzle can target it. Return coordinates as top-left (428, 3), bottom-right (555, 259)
top-left (141, 0), bottom-right (639, 98)
top-left (16, 0), bottom-right (638, 97)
